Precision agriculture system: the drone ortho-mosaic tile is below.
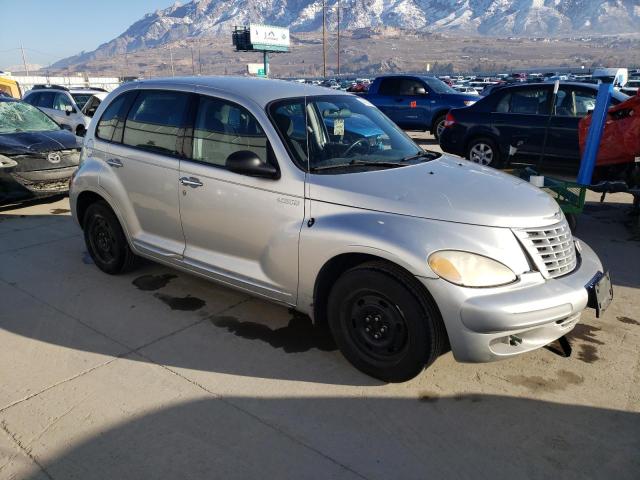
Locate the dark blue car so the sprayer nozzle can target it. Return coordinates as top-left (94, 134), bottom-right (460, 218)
top-left (358, 75), bottom-right (478, 139)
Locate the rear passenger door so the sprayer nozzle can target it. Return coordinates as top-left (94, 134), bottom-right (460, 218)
top-left (177, 92), bottom-right (304, 304)
top-left (95, 88), bottom-right (191, 258)
top-left (490, 86), bottom-right (552, 165)
top-left (374, 78), bottom-right (404, 125)
top-left (544, 86), bottom-right (598, 171)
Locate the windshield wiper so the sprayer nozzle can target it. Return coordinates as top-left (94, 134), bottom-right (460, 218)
top-left (401, 150), bottom-right (437, 162)
top-left (310, 159), bottom-right (408, 172)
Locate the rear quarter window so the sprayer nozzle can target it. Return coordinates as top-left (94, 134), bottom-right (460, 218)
top-left (95, 91), bottom-right (137, 143)
top-left (122, 90), bottom-right (191, 156)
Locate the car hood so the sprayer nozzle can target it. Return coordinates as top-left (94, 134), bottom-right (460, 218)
top-left (0, 129), bottom-right (79, 156)
top-left (308, 154), bottom-right (561, 228)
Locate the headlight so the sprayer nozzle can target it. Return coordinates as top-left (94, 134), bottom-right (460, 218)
top-left (428, 250), bottom-right (516, 287)
top-left (463, 100), bottom-right (476, 106)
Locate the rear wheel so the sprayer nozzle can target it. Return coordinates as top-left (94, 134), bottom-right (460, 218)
top-left (467, 137), bottom-right (501, 168)
top-left (327, 261), bottom-right (446, 382)
top-left (83, 201), bottom-right (136, 274)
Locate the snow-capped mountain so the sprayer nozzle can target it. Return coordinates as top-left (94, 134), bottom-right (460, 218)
top-left (53, 0), bottom-right (640, 67)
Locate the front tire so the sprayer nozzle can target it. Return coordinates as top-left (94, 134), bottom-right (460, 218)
top-left (432, 113), bottom-right (446, 141)
top-left (83, 201), bottom-right (136, 274)
top-left (327, 261), bottom-right (446, 382)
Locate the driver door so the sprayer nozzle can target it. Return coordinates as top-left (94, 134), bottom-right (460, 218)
top-left (178, 92), bottom-right (305, 304)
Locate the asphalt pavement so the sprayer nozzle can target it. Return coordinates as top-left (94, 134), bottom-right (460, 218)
top-left (0, 140), bottom-right (638, 479)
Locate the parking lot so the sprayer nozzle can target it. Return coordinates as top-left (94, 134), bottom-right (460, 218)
top-left (1, 132), bottom-right (639, 479)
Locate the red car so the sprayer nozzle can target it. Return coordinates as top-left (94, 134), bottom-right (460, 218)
top-left (579, 90), bottom-right (640, 183)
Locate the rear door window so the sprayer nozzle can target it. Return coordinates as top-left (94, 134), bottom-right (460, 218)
top-left (494, 88), bottom-right (550, 115)
top-left (554, 87), bottom-right (597, 117)
top-left (378, 78), bottom-right (402, 95)
top-left (190, 95), bottom-right (268, 167)
top-left (122, 90), bottom-right (191, 156)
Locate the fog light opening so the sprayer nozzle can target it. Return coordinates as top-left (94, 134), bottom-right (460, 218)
top-left (509, 335), bottom-right (523, 347)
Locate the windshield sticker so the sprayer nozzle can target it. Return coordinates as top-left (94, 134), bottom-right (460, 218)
top-left (334, 118), bottom-right (345, 136)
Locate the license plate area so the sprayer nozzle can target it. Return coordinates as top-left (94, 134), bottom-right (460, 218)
top-left (586, 271), bottom-right (613, 318)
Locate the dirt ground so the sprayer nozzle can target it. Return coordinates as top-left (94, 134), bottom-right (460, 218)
top-left (0, 145), bottom-right (638, 479)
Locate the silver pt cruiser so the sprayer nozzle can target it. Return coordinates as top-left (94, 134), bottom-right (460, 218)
top-left (70, 77), bottom-right (612, 382)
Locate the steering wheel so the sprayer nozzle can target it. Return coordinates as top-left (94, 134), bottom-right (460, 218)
top-left (342, 137), bottom-right (371, 157)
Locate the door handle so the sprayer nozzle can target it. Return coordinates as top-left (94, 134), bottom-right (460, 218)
top-left (106, 158), bottom-right (123, 168)
top-left (179, 176), bottom-right (203, 188)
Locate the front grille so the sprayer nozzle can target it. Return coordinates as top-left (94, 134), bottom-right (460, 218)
top-left (513, 218), bottom-right (577, 279)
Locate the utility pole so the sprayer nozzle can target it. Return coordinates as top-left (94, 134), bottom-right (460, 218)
top-left (337, 0), bottom-right (340, 77)
top-left (191, 47), bottom-right (195, 75)
top-left (198, 48), bottom-right (202, 75)
top-left (169, 46), bottom-right (175, 76)
top-left (322, 0), bottom-right (326, 78)
top-left (20, 43), bottom-right (30, 76)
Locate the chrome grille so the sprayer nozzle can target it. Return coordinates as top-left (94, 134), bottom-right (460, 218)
top-left (514, 218), bottom-right (577, 279)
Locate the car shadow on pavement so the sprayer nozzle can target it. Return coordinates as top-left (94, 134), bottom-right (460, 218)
top-left (16, 395), bottom-right (640, 479)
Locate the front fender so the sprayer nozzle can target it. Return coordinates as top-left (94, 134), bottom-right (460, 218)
top-left (297, 200), bottom-right (530, 315)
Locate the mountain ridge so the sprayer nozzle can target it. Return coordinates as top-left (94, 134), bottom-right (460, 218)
top-left (52, 0), bottom-right (640, 68)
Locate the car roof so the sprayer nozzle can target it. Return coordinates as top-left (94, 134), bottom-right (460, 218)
top-left (496, 81), bottom-right (629, 100)
top-left (69, 89), bottom-right (106, 94)
top-left (130, 76), bottom-right (348, 107)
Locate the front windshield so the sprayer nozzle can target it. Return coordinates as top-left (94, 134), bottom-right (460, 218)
top-left (422, 77), bottom-right (458, 94)
top-left (270, 95), bottom-right (432, 173)
top-left (0, 101), bottom-right (60, 134)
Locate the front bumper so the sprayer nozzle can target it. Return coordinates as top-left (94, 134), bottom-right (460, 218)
top-left (419, 238), bottom-right (604, 362)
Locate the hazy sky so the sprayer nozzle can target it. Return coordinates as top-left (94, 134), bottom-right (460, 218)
top-left (0, 1), bottom-right (176, 70)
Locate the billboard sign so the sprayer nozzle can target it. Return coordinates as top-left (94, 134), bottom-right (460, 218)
top-left (249, 24), bottom-right (290, 51)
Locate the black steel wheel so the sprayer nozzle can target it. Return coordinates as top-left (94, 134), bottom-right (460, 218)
top-left (83, 201), bottom-right (136, 274)
top-left (328, 261), bottom-right (447, 382)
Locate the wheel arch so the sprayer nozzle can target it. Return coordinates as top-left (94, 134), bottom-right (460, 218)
top-left (312, 252), bottom-right (443, 333)
top-left (430, 109), bottom-right (449, 132)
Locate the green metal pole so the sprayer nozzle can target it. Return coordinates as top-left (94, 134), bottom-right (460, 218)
top-left (263, 51), bottom-right (269, 77)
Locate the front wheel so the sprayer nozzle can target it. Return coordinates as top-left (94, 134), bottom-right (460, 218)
top-left (432, 114), bottom-right (446, 141)
top-left (327, 261), bottom-right (446, 382)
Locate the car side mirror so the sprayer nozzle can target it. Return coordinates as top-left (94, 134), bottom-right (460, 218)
top-left (226, 150), bottom-right (279, 179)
top-left (414, 87), bottom-right (427, 95)
top-left (65, 105), bottom-right (75, 116)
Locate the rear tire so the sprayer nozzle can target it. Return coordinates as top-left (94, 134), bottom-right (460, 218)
top-left (467, 137), bottom-right (502, 168)
top-left (327, 261), bottom-right (446, 382)
top-left (83, 201), bottom-right (136, 274)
